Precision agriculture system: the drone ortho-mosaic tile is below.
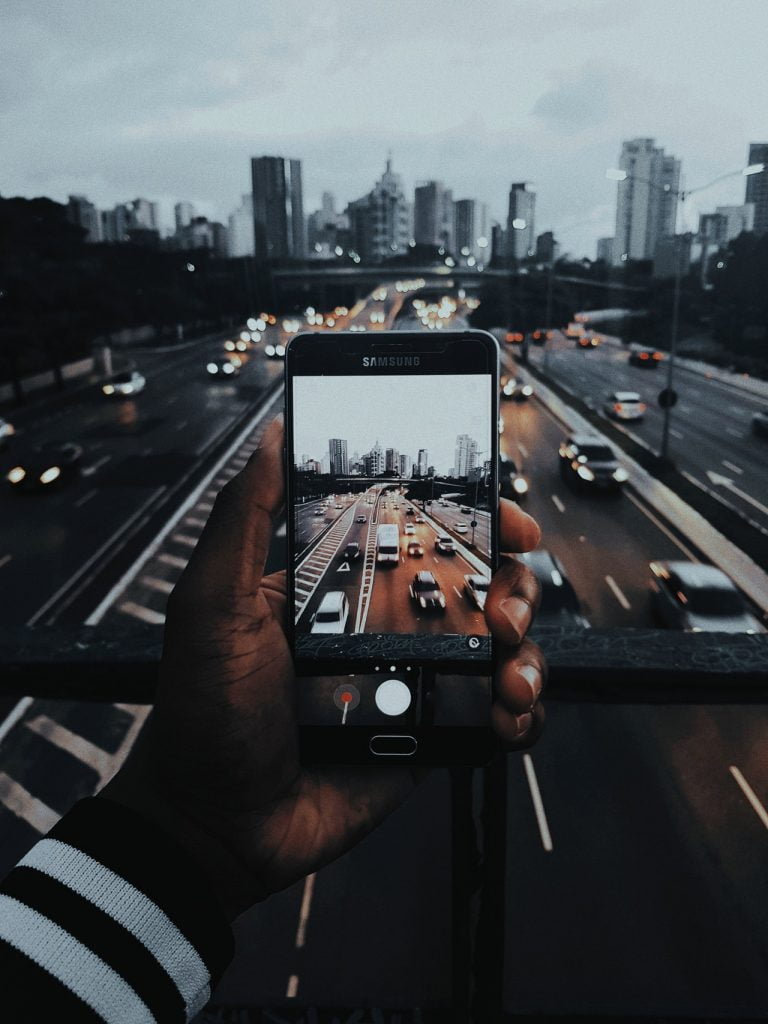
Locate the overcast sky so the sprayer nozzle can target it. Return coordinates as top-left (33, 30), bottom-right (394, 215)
top-left (292, 374), bottom-right (491, 472)
top-left (3, 0), bottom-right (767, 257)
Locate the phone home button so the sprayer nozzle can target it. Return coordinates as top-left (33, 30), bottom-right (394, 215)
top-left (369, 735), bottom-right (418, 757)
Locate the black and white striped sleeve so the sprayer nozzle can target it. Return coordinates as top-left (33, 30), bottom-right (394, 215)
top-left (0, 796), bottom-right (234, 1022)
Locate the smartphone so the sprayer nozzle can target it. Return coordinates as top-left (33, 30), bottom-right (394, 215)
top-left (285, 329), bottom-right (499, 764)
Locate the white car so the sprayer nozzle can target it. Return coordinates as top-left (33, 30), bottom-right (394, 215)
top-left (102, 369), bottom-right (146, 396)
top-left (603, 391), bottom-right (646, 421)
top-left (464, 574), bottom-right (490, 610)
top-left (404, 523), bottom-right (415, 535)
top-left (415, 515), bottom-right (425, 523)
top-left (454, 523), bottom-right (469, 534)
top-left (311, 592), bottom-right (349, 634)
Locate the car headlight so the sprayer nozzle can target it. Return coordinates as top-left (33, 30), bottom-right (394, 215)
top-left (439, 595), bottom-right (446, 606)
top-left (613, 467), bottom-right (629, 482)
top-left (275, 345), bottom-right (286, 357)
top-left (577, 465), bottom-right (595, 481)
top-left (0, 423), bottom-right (14, 437)
top-left (40, 466), bottom-right (61, 485)
top-left (224, 340), bottom-right (235, 351)
top-left (513, 477), bottom-right (529, 494)
top-left (102, 384), bottom-right (115, 395)
top-left (265, 345), bottom-right (276, 357)
top-left (222, 363), bottom-right (235, 374)
top-left (420, 597), bottom-right (427, 608)
top-left (206, 362), bottom-right (219, 374)
top-left (7, 466), bottom-right (25, 484)
top-left (121, 384), bottom-right (134, 394)
top-left (522, 385), bottom-right (533, 396)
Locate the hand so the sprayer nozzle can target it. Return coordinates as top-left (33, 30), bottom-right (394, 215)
top-left (102, 418), bottom-right (546, 921)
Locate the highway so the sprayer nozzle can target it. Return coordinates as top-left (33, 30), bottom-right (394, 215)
top-left (0, 282), bottom-right (767, 1017)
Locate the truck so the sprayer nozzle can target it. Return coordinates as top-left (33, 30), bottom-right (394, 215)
top-left (376, 523), bottom-right (400, 565)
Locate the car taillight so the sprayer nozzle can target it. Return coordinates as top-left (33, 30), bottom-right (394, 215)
top-left (615, 403), bottom-right (623, 412)
top-left (640, 352), bottom-right (649, 360)
top-left (653, 352), bottom-right (662, 360)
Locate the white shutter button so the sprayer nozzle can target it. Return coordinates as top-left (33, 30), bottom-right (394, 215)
top-left (375, 679), bottom-right (412, 716)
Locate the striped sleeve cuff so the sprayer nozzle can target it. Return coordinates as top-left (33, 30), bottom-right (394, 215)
top-left (0, 796), bottom-right (234, 1023)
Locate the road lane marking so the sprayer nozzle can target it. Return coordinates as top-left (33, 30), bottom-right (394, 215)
top-left (171, 533), bottom-right (199, 547)
top-left (670, 429), bottom-right (684, 440)
top-left (158, 553), bottom-right (187, 570)
top-left (625, 493), bottom-right (699, 562)
top-left (730, 766), bottom-right (768, 831)
top-left (517, 442), bottom-right (529, 458)
top-left (605, 575), bottom-right (631, 610)
top-left (0, 697), bottom-right (34, 746)
top-left (453, 586), bottom-right (462, 599)
top-left (294, 873), bottom-right (316, 948)
top-left (183, 516), bottom-right (207, 529)
top-left (74, 489), bottom-right (99, 509)
top-left (140, 575), bottom-right (174, 595)
top-left (0, 554), bottom-right (12, 571)
top-left (523, 755), bottom-right (553, 852)
top-left (118, 601), bottom-right (166, 625)
top-left (196, 501), bottom-right (214, 512)
top-left (551, 494), bottom-right (566, 513)
top-left (0, 772), bottom-right (59, 834)
top-left (24, 715), bottom-right (117, 785)
top-left (286, 975), bottom-right (299, 998)
top-left (726, 426), bottom-right (742, 438)
top-left (679, 404), bottom-right (693, 414)
top-left (722, 460), bottom-right (743, 475)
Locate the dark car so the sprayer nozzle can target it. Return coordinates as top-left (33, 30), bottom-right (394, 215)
top-left (558, 434), bottom-right (628, 491)
top-left (341, 542), bottom-right (361, 562)
top-left (499, 452), bottom-right (529, 500)
top-left (650, 560), bottom-right (765, 633)
top-left (629, 348), bottom-right (663, 368)
top-left (752, 411), bottom-right (768, 439)
top-left (409, 571), bottom-right (446, 610)
top-left (501, 376), bottom-right (534, 401)
top-left (5, 442), bottom-right (84, 491)
top-left (518, 550), bottom-right (590, 628)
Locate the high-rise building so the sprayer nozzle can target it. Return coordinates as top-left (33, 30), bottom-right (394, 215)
top-left (715, 203), bottom-right (755, 241)
top-left (454, 434), bottom-right (478, 478)
top-left (453, 199), bottom-right (488, 261)
top-left (535, 230), bottom-right (559, 264)
top-left (228, 194), bottom-right (255, 257)
top-left (398, 453), bottom-right (412, 478)
top-left (596, 237), bottom-right (615, 262)
top-left (175, 202), bottom-right (195, 233)
top-left (745, 144), bottom-right (768, 236)
top-left (490, 221), bottom-right (505, 265)
top-left (328, 438), bottom-right (348, 476)
top-left (385, 447), bottom-right (399, 473)
top-left (346, 158), bottom-right (411, 262)
top-left (66, 195), bottom-right (101, 243)
top-left (612, 138), bottom-right (680, 265)
top-left (127, 199), bottom-right (160, 231)
top-left (251, 156), bottom-right (305, 259)
top-left (414, 181), bottom-right (454, 251)
top-left (507, 183), bottom-right (536, 262)
top-left (416, 449), bottom-right (429, 478)
top-left (364, 441), bottom-right (384, 476)
top-left (307, 192), bottom-right (350, 257)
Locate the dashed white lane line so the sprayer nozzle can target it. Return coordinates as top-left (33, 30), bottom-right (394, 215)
top-left (0, 554), bottom-right (12, 571)
top-left (140, 575), bottom-right (174, 595)
top-left (0, 697), bottom-right (34, 746)
top-left (197, 501), bottom-right (214, 512)
top-left (286, 975), bottom-right (299, 998)
top-left (730, 766), bottom-right (768, 831)
top-left (183, 516), bottom-right (207, 529)
top-left (625, 492), bottom-right (700, 562)
top-left (551, 494), bottom-right (566, 513)
top-left (523, 755), bottom-right (553, 852)
top-left (517, 441), bottom-right (529, 458)
top-left (726, 426), bottom-right (742, 438)
top-left (171, 533), bottom-right (198, 548)
top-left (722, 459), bottom-right (743, 475)
top-left (0, 772), bottom-right (59, 834)
top-left (670, 428), bottom-right (685, 440)
top-left (453, 585), bottom-right (462, 599)
top-left (605, 574), bottom-right (632, 610)
top-left (74, 488), bottom-right (99, 509)
top-left (118, 601), bottom-right (166, 625)
top-left (158, 552), bottom-right (188, 570)
top-left (294, 872), bottom-right (316, 948)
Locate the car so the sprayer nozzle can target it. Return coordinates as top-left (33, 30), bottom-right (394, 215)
top-left (629, 348), bottom-right (663, 368)
top-left (505, 331), bottom-right (525, 345)
top-left (310, 591), bottom-right (350, 633)
top-left (603, 391), bottom-right (647, 421)
top-left (206, 359), bottom-right (240, 377)
top-left (415, 515), bottom-right (425, 523)
top-left (404, 523), bottom-right (415, 535)
top-left (392, 503), bottom-right (400, 509)
top-left (518, 550), bottom-right (590, 628)
top-left (405, 507), bottom-right (415, 515)
top-left (501, 376), bottom-right (534, 401)
top-left (460, 505), bottom-right (471, 514)
top-left (650, 561), bottom-right (765, 634)
top-left (454, 523), bottom-right (469, 534)
top-left (558, 434), bottom-right (628, 491)
top-left (102, 369), bottom-right (146, 396)
top-left (499, 452), bottom-right (529, 500)
top-left (576, 334), bottom-right (600, 348)
top-left (5, 442), bottom-right (84, 491)
top-left (313, 508), bottom-right (323, 517)
top-left (435, 535), bottom-right (455, 555)
top-left (355, 514), bottom-right (366, 523)
top-left (409, 571), bottom-right (446, 610)
top-left (752, 411), bottom-right (768, 438)
top-left (530, 329), bottom-right (549, 345)
top-left (335, 503), bottom-right (343, 509)
top-left (0, 417), bottom-right (15, 449)
top-left (464, 574), bottom-right (490, 611)
top-left (341, 542), bottom-right (361, 562)
top-left (407, 541), bottom-right (424, 557)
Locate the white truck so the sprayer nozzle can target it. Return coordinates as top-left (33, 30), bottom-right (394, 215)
top-left (376, 523), bottom-right (400, 565)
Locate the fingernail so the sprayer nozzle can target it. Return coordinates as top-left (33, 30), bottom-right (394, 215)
top-left (498, 597), bottom-right (532, 641)
top-left (515, 712), bottom-right (533, 737)
top-left (518, 664), bottom-right (542, 708)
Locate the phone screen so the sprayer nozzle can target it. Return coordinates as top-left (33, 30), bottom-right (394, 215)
top-left (286, 331), bottom-right (498, 754)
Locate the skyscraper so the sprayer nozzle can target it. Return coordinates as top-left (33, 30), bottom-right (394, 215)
top-left (398, 453), bottom-right (412, 478)
top-left (251, 156), bottom-right (305, 259)
top-left (414, 181), bottom-right (454, 250)
top-left (328, 438), bottom-right (348, 476)
top-left (612, 138), bottom-right (680, 265)
top-left (417, 449), bottom-right (429, 478)
top-left (174, 202), bottom-right (195, 233)
top-left (596, 237), bottom-right (615, 262)
top-left (506, 183), bottom-right (536, 262)
top-left (346, 158), bottom-right (411, 262)
top-left (364, 441), bottom-right (384, 476)
top-left (228, 194), bottom-right (255, 257)
top-left (454, 199), bottom-right (488, 260)
top-left (454, 435), bottom-right (478, 478)
top-left (745, 144), bottom-right (768, 236)
top-left (66, 195), bottom-right (101, 243)
top-left (385, 448), bottom-right (399, 473)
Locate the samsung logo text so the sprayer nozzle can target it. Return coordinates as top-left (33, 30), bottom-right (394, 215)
top-left (362, 356), bottom-right (421, 367)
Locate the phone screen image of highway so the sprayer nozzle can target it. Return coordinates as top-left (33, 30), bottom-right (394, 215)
top-left (291, 373), bottom-right (494, 666)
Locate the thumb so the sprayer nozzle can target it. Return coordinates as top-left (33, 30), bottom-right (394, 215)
top-left (174, 416), bottom-right (285, 612)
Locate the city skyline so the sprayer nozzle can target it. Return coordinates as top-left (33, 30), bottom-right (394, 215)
top-left (4, 1), bottom-right (768, 258)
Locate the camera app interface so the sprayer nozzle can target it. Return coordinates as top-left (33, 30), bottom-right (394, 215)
top-left (291, 372), bottom-right (493, 665)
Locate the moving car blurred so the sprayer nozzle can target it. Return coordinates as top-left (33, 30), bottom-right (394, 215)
top-left (102, 369), bottom-right (146, 396)
top-left (576, 335), bottom-right (600, 348)
top-left (464, 574), bottom-right (489, 611)
top-left (518, 550), bottom-right (590, 628)
top-left (341, 542), bottom-right (361, 562)
top-left (629, 348), bottom-right (663, 368)
top-left (499, 452), bottom-right (529, 500)
top-left (559, 434), bottom-right (628, 491)
top-left (501, 376), bottom-right (534, 401)
top-left (603, 391), bottom-right (647, 421)
top-left (206, 360), bottom-right (240, 377)
top-left (404, 523), bottom-right (415, 535)
top-left (355, 514), bottom-right (367, 523)
top-left (310, 592), bottom-right (349, 633)
top-left (435, 535), bottom-right (456, 555)
top-left (415, 514), bottom-right (425, 523)
top-left (264, 344), bottom-right (286, 359)
top-left (409, 571), bottom-right (446, 610)
top-left (505, 331), bottom-right (525, 345)
top-left (454, 523), bottom-right (469, 534)
top-left (752, 411), bottom-right (768, 438)
top-left (406, 541), bottom-right (424, 557)
top-left (650, 561), bottom-right (765, 633)
top-left (5, 442), bottom-right (83, 491)
top-left (0, 417), bottom-right (15, 449)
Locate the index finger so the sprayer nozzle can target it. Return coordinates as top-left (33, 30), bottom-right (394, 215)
top-left (500, 497), bottom-right (540, 554)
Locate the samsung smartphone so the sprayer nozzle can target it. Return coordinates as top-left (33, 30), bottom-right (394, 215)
top-left (285, 329), bottom-right (499, 764)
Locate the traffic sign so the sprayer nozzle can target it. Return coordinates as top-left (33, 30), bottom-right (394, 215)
top-left (658, 387), bottom-right (678, 409)
top-left (470, 520), bottom-right (478, 528)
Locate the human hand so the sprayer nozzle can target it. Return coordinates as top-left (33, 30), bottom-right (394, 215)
top-left (102, 418), bottom-right (545, 921)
